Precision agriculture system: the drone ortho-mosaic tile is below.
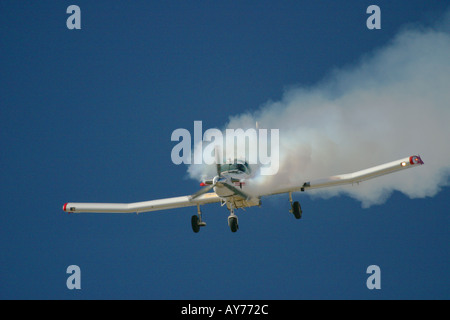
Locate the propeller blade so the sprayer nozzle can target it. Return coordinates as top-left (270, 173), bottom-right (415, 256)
top-left (190, 184), bottom-right (214, 200)
top-left (222, 183), bottom-right (251, 201)
top-left (216, 163), bottom-right (221, 178)
top-left (215, 145), bottom-right (222, 177)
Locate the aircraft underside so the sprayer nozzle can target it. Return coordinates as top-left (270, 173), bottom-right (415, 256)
top-left (190, 193), bottom-right (302, 233)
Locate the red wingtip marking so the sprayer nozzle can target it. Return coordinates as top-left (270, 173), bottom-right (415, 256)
top-left (410, 155), bottom-right (424, 165)
top-left (63, 203), bottom-right (68, 211)
top-left (417, 155), bottom-right (424, 165)
top-left (409, 156), bottom-right (423, 164)
top-left (200, 182), bottom-right (206, 187)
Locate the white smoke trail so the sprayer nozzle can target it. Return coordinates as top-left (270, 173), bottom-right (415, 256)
top-left (187, 13), bottom-right (450, 207)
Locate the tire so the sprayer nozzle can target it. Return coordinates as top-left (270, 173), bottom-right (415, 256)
top-left (229, 217), bottom-right (239, 233)
top-left (292, 201), bottom-right (302, 219)
top-left (191, 215), bottom-right (200, 233)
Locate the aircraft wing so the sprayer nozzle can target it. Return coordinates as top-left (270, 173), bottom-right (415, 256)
top-left (63, 155), bottom-right (424, 214)
top-left (261, 155), bottom-right (424, 197)
top-left (62, 192), bottom-right (221, 214)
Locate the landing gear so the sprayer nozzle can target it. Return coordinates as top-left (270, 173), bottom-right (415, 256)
top-left (191, 205), bottom-right (206, 233)
top-left (291, 201), bottom-right (302, 219)
top-left (289, 192), bottom-right (302, 219)
top-left (228, 215), bottom-right (239, 232)
top-left (190, 203), bottom-right (240, 233)
top-left (191, 215), bottom-right (200, 233)
top-left (227, 204), bottom-right (239, 232)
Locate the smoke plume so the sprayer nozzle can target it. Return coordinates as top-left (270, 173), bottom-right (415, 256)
top-left (188, 13), bottom-right (450, 207)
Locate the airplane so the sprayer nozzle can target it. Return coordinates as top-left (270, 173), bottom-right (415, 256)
top-left (62, 154), bottom-right (424, 233)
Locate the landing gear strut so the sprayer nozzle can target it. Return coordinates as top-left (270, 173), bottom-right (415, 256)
top-left (289, 192), bottom-right (302, 219)
top-left (191, 204), bottom-right (206, 233)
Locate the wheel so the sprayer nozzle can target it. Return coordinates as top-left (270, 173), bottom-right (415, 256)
top-left (191, 215), bottom-right (200, 233)
top-left (229, 216), bottom-right (239, 233)
top-left (292, 201), bottom-right (302, 219)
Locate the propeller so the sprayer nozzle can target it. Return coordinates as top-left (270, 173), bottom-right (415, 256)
top-left (215, 145), bottom-right (222, 177)
top-left (190, 146), bottom-right (251, 201)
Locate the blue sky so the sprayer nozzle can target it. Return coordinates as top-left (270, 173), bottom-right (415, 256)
top-left (0, 1), bottom-right (449, 299)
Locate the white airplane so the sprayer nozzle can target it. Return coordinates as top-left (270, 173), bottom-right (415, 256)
top-left (62, 154), bottom-right (424, 233)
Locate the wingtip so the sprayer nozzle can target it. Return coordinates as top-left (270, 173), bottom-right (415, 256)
top-left (410, 155), bottom-right (424, 165)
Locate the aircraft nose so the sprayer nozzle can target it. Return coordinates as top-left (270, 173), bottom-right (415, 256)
top-left (63, 203), bottom-right (68, 211)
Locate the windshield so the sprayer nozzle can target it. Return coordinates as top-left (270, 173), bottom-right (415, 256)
top-left (220, 162), bottom-right (251, 174)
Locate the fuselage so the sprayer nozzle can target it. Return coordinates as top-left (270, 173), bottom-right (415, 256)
top-left (213, 170), bottom-right (249, 198)
top-left (206, 160), bottom-right (260, 209)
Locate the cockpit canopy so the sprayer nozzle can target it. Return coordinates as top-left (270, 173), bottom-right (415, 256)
top-left (220, 161), bottom-right (251, 174)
